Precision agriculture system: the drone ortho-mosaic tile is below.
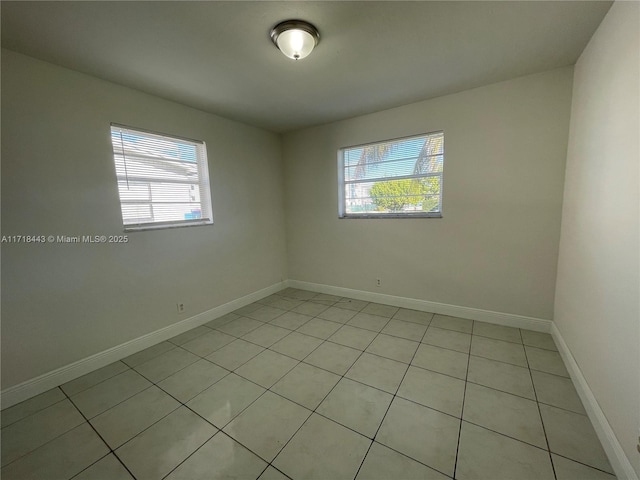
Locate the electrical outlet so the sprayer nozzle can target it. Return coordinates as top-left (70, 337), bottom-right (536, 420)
top-left (376, 278), bottom-right (382, 287)
top-left (177, 303), bottom-right (185, 313)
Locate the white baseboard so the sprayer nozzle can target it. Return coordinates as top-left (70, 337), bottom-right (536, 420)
top-left (0, 281), bottom-right (286, 409)
top-left (287, 279), bottom-right (551, 332)
top-left (551, 323), bottom-right (638, 480)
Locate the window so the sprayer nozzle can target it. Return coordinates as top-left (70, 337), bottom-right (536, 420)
top-left (110, 124), bottom-right (213, 231)
top-left (338, 131), bottom-right (444, 218)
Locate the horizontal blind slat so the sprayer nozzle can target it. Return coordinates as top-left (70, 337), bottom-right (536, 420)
top-left (339, 131), bottom-right (444, 217)
top-left (111, 124), bottom-right (213, 229)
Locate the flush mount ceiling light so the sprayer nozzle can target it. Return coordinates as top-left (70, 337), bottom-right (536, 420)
top-left (270, 20), bottom-right (320, 60)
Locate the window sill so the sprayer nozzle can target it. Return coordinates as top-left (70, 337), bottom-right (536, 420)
top-left (339, 213), bottom-right (443, 219)
top-left (124, 220), bottom-right (213, 232)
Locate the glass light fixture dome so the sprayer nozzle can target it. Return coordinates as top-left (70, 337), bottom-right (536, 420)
top-left (270, 20), bottom-right (320, 60)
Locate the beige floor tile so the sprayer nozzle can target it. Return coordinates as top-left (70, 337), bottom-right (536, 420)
top-left (398, 366), bottom-right (465, 417)
top-left (317, 306), bottom-right (358, 323)
top-left (187, 373), bottom-right (265, 428)
top-left (356, 442), bottom-right (449, 480)
top-left (216, 317), bottom-right (264, 337)
top-left (72, 369), bottom-right (152, 419)
top-left (206, 339), bottom-right (265, 370)
top-left (521, 330), bottom-right (558, 351)
top-left (532, 370), bottom-right (586, 414)
top-left (165, 432), bottom-right (267, 480)
top-left (1, 399), bottom-right (85, 466)
top-left (270, 332), bottom-right (323, 360)
top-left (134, 348), bottom-right (200, 383)
top-left (422, 327), bottom-right (471, 353)
top-left (1, 388), bottom-right (66, 428)
top-left (242, 324), bottom-right (291, 347)
top-left (233, 303), bottom-right (263, 315)
top-left (377, 397), bottom-right (459, 476)
top-left (361, 303), bottom-right (399, 318)
top-left (269, 311), bottom-right (313, 330)
top-left (235, 350), bottom-right (298, 388)
top-left (312, 293), bottom-right (343, 303)
top-left (346, 353), bottom-right (408, 394)
top-left (292, 302), bottom-right (330, 317)
top-left (90, 386), bottom-right (180, 449)
top-left (74, 454), bottom-right (134, 480)
top-left (463, 382), bottom-right (546, 448)
top-left (526, 346), bottom-right (569, 377)
top-left (334, 298), bottom-right (369, 311)
top-left (272, 363), bottom-right (340, 409)
top-left (265, 297), bottom-right (304, 311)
top-left (317, 378), bottom-right (393, 438)
top-left (245, 305), bottom-right (287, 322)
top-left (552, 454), bottom-right (617, 480)
top-left (365, 334), bottom-right (419, 364)
top-left (1, 423), bottom-right (109, 480)
top-left (328, 325), bottom-right (378, 350)
top-left (311, 298), bottom-right (339, 306)
top-left (259, 466), bottom-right (290, 480)
top-left (257, 293), bottom-right (285, 305)
top-left (223, 391), bottom-right (311, 461)
top-left (296, 318), bottom-right (342, 339)
top-left (430, 314), bottom-right (473, 333)
top-left (122, 342), bottom-right (175, 367)
top-left (116, 407), bottom-right (216, 480)
top-left (473, 322), bottom-right (522, 343)
top-left (393, 308), bottom-right (434, 325)
top-left (347, 312), bottom-right (391, 332)
top-left (168, 326), bottom-right (211, 346)
top-left (312, 299), bottom-right (338, 306)
top-left (203, 312), bottom-right (239, 329)
top-left (274, 414), bottom-right (371, 480)
top-left (181, 330), bottom-right (236, 357)
top-left (456, 422), bottom-right (554, 480)
top-left (381, 319), bottom-right (428, 341)
top-left (157, 359), bottom-right (228, 402)
top-left (304, 342), bottom-right (362, 375)
top-left (61, 362), bottom-right (129, 397)
top-left (283, 289), bottom-right (316, 301)
top-left (540, 404), bottom-right (613, 473)
top-left (411, 343), bottom-right (469, 380)
top-left (468, 355), bottom-right (535, 399)
top-left (471, 336), bottom-right (527, 367)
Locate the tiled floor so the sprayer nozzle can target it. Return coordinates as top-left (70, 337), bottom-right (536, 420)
top-left (1, 288), bottom-right (617, 480)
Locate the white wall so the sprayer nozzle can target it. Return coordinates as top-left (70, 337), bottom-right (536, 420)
top-left (283, 67), bottom-right (573, 320)
top-left (554, 1), bottom-right (640, 476)
top-left (1, 50), bottom-right (288, 389)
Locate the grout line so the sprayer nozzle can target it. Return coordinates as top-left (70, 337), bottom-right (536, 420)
top-left (452, 322), bottom-right (474, 479)
top-left (0, 404), bottom-right (97, 473)
top-left (266, 314), bottom-right (390, 478)
top-left (62, 387), bottom-right (139, 480)
top-left (0, 390), bottom-right (68, 429)
top-left (352, 318), bottom-right (430, 480)
top-left (550, 452), bottom-right (619, 477)
top-left (523, 332), bottom-right (558, 480)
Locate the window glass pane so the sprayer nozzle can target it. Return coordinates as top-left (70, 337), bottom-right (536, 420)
top-left (339, 132), bottom-right (444, 217)
top-left (111, 125), bottom-right (213, 230)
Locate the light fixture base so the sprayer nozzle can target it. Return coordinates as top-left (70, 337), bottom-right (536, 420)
top-left (270, 19), bottom-right (320, 60)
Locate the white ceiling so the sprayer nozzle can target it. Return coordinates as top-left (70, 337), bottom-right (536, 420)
top-left (1, 1), bottom-right (611, 133)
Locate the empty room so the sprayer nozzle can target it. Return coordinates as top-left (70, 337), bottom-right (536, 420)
top-left (1, 1), bottom-right (638, 479)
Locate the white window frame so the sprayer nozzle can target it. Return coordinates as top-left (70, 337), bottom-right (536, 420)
top-left (110, 123), bottom-right (213, 231)
top-left (338, 131), bottom-right (444, 219)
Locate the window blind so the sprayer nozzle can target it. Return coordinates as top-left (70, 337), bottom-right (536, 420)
top-left (338, 131), bottom-right (444, 218)
top-left (110, 124), bottom-right (213, 230)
